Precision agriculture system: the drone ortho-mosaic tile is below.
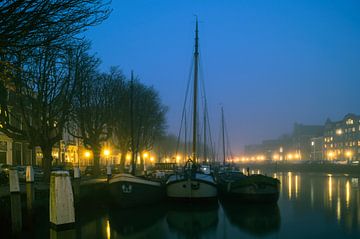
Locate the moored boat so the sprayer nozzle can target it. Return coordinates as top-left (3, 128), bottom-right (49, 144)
top-left (165, 18), bottom-right (218, 201)
top-left (108, 173), bottom-right (165, 208)
top-left (217, 171), bottom-right (280, 203)
top-left (166, 160), bottom-right (217, 201)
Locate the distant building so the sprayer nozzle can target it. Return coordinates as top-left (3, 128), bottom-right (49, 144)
top-left (323, 113), bottom-right (360, 163)
top-left (244, 123), bottom-right (324, 162)
top-left (292, 123), bottom-right (324, 161)
top-left (310, 137), bottom-right (323, 161)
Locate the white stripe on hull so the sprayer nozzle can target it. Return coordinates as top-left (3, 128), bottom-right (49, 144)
top-left (167, 180), bottom-right (217, 199)
top-left (109, 173), bottom-right (161, 187)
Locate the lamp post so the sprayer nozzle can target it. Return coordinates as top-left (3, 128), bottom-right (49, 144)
top-left (311, 141), bottom-right (315, 161)
top-left (103, 148), bottom-right (111, 179)
top-left (345, 150), bottom-right (352, 164)
top-left (143, 151), bottom-right (149, 174)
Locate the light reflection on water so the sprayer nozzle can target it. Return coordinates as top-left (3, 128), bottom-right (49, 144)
top-left (1, 171), bottom-right (360, 238)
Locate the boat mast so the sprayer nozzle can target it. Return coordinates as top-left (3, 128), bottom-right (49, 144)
top-left (203, 99), bottom-right (207, 163)
top-left (222, 106), bottom-right (226, 165)
top-left (192, 18), bottom-right (199, 163)
top-left (130, 71), bottom-right (136, 175)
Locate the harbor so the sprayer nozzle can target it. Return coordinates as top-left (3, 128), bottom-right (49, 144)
top-left (2, 1), bottom-right (360, 238)
top-left (0, 170), bottom-right (359, 238)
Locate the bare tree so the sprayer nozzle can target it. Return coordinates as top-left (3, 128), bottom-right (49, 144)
top-left (69, 67), bottom-right (125, 175)
top-left (0, 0), bottom-right (110, 52)
top-left (112, 75), bottom-right (167, 173)
top-left (0, 42), bottom-right (86, 180)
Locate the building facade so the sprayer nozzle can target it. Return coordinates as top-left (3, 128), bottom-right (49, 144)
top-left (323, 113), bottom-right (360, 163)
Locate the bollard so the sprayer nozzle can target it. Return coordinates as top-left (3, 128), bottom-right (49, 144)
top-left (9, 169), bottom-right (20, 193)
top-left (26, 165), bottom-right (34, 183)
top-left (26, 183), bottom-right (35, 211)
top-left (73, 167), bottom-right (80, 179)
top-left (50, 228), bottom-right (76, 239)
top-left (106, 165), bottom-right (112, 180)
top-left (50, 171), bottom-right (75, 230)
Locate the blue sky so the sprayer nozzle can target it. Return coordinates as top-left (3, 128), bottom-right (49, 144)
top-left (85, 0), bottom-right (360, 154)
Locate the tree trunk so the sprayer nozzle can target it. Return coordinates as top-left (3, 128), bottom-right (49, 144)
top-left (119, 152), bottom-right (126, 173)
top-left (41, 145), bottom-right (53, 182)
top-left (93, 146), bottom-right (101, 176)
top-left (139, 157), bottom-right (144, 172)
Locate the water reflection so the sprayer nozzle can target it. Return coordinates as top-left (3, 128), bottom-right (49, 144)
top-left (221, 201), bottom-right (280, 236)
top-left (3, 172), bottom-right (360, 238)
top-left (50, 228), bottom-right (76, 239)
top-left (281, 171), bottom-right (360, 235)
top-left (328, 174), bottom-right (333, 204)
top-left (10, 193), bottom-right (22, 234)
top-left (109, 204), bottom-right (167, 238)
top-left (346, 180), bottom-right (350, 208)
top-left (166, 203), bottom-right (218, 238)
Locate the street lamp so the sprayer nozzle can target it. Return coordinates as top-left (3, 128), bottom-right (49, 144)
top-left (311, 141), bottom-right (315, 161)
top-left (103, 148), bottom-right (111, 165)
top-left (143, 151), bottom-right (149, 173)
top-left (345, 150), bottom-right (352, 164)
top-left (327, 151), bottom-right (334, 161)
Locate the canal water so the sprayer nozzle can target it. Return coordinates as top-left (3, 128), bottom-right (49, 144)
top-left (0, 171), bottom-right (359, 239)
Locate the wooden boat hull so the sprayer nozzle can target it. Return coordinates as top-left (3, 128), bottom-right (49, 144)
top-left (218, 175), bottom-right (280, 203)
top-left (166, 174), bottom-right (218, 201)
top-left (109, 173), bottom-right (165, 208)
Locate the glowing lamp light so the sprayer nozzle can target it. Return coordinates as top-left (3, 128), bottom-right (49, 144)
top-left (328, 151), bottom-right (334, 160)
top-left (84, 151), bottom-right (91, 158)
top-left (126, 153), bottom-right (132, 161)
top-left (103, 149), bottom-right (110, 156)
top-left (345, 150), bottom-right (352, 158)
top-left (336, 129), bottom-right (343, 135)
top-left (143, 152), bottom-right (149, 158)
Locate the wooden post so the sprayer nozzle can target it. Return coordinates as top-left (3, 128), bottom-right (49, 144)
top-left (50, 171), bottom-right (75, 229)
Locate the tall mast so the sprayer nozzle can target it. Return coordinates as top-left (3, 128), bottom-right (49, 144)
top-left (130, 71), bottom-right (136, 175)
top-left (203, 99), bottom-right (207, 163)
top-left (192, 17), bottom-right (199, 163)
top-left (221, 107), bottom-right (226, 165)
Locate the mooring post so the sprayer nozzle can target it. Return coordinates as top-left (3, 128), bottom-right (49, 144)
top-left (106, 165), bottom-right (112, 180)
top-left (73, 166), bottom-right (80, 180)
top-left (10, 193), bottom-right (22, 234)
top-left (26, 165), bottom-right (34, 183)
top-left (26, 183), bottom-right (35, 211)
top-left (50, 171), bottom-right (75, 230)
top-left (9, 168), bottom-right (20, 193)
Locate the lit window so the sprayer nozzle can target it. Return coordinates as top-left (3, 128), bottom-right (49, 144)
top-left (346, 118), bottom-right (354, 125)
top-left (352, 127), bottom-right (355, 132)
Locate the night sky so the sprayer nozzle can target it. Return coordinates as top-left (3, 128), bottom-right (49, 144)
top-left (85, 0), bottom-right (360, 154)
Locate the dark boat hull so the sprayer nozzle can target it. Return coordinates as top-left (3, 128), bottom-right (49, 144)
top-left (166, 173), bottom-right (218, 201)
top-left (218, 174), bottom-right (280, 203)
top-left (109, 173), bottom-right (165, 208)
